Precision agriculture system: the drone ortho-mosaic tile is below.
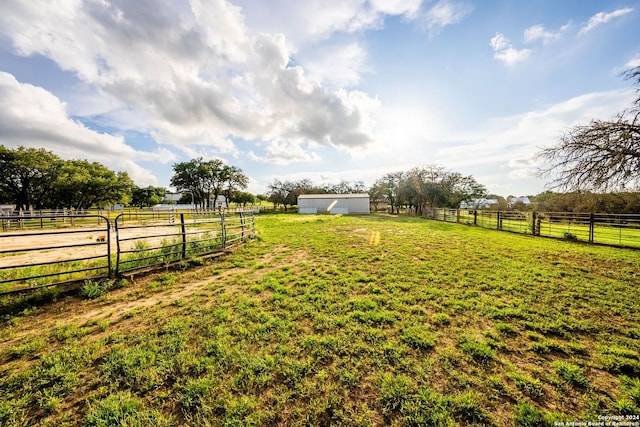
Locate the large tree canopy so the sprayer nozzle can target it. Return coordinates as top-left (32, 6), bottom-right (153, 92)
top-left (0, 146), bottom-right (59, 210)
top-left (0, 145), bottom-right (133, 210)
top-left (539, 67), bottom-right (640, 192)
top-left (372, 166), bottom-right (486, 214)
top-left (170, 158), bottom-right (249, 209)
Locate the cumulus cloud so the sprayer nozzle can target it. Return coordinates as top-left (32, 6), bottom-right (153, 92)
top-left (297, 42), bottom-right (368, 88)
top-left (235, 0), bottom-right (423, 49)
top-left (0, 72), bottom-right (169, 185)
top-left (233, 0), bottom-right (424, 92)
top-left (248, 139), bottom-right (321, 165)
top-left (523, 23), bottom-right (569, 44)
top-left (0, 0), bottom-right (380, 166)
top-left (579, 7), bottom-right (633, 35)
top-left (490, 33), bottom-right (531, 66)
top-left (422, 0), bottom-right (473, 34)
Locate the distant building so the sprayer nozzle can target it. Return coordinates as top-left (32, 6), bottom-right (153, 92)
top-left (212, 195), bottom-right (226, 209)
top-left (162, 193), bottom-right (226, 209)
top-left (298, 194), bottom-right (370, 214)
top-left (508, 196), bottom-right (531, 208)
top-left (163, 193), bottom-right (183, 203)
top-left (459, 198), bottom-right (499, 209)
top-left (0, 205), bottom-right (16, 215)
top-left (152, 204), bottom-right (194, 211)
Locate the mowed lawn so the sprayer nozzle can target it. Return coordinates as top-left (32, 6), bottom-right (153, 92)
top-left (1, 214), bottom-right (640, 426)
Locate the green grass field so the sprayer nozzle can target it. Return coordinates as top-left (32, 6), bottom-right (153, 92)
top-left (1, 214), bottom-right (639, 426)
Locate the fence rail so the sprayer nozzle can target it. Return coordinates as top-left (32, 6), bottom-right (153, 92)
top-left (0, 210), bottom-right (255, 295)
top-left (423, 209), bottom-right (640, 249)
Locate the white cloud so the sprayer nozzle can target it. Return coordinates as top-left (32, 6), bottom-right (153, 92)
top-left (422, 0), bottom-right (473, 34)
top-left (0, 0), bottom-right (380, 165)
top-left (436, 88), bottom-right (637, 186)
top-left (579, 7), bottom-right (633, 35)
top-left (247, 139), bottom-right (321, 165)
top-left (297, 42), bottom-right (368, 88)
top-left (490, 33), bottom-right (530, 66)
top-left (523, 23), bottom-right (569, 44)
top-left (234, 0), bottom-right (423, 50)
top-left (625, 54), bottom-right (640, 69)
top-left (0, 72), bottom-right (169, 185)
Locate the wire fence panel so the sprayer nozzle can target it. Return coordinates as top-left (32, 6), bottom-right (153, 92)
top-left (499, 211), bottom-right (532, 234)
top-left (477, 211), bottom-right (498, 230)
top-left (115, 210), bottom-right (255, 274)
top-left (535, 212), bottom-right (592, 241)
top-left (0, 215), bottom-right (111, 295)
top-left (0, 210), bottom-right (256, 295)
top-left (423, 208), bottom-right (640, 249)
top-left (592, 213), bottom-right (640, 248)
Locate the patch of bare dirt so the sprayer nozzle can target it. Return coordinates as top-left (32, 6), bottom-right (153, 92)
top-left (0, 246), bottom-right (310, 352)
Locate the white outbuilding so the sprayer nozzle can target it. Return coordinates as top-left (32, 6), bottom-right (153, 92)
top-left (297, 193), bottom-right (370, 215)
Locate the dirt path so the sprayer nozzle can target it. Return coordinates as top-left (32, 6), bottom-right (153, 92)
top-left (0, 247), bottom-right (295, 353)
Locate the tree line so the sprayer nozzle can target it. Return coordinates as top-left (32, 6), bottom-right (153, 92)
top-left (0, 146), bottom-right (133, 210)
top-left (264, 166), bottom-right (487, 213)
top-left (369, 166), bottom-right (487, 214)
top-left (0, 146), bottom-right (250, 211)
top-left (266, 179), bottom-right (367, 210)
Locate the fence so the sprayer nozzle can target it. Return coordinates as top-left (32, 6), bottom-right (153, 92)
top-left (0, 210), bottom-right (255, 295)
top-left (114, 211), bottom-right (254, 274)
top-left (423, 208), bottom-right (640, 249)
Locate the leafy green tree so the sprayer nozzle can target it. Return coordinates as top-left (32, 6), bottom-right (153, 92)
top-left (170, 158), bottom-right (248, 209)
top-left (322, 180), bottom-right (367, 194)
top-left (48, 160), bottom-right (133, 209)
top-left (266, 179), bottom-right (314, 210)
top-left (368, 181), bottom-right (387, 211)
top-left (373, 166), bottom-right (486, 214)
top-left (131, 186), bottom-right (167, 208)
top-left (221, 165), bottom-right (250, 207)
top-left (170, 158), bottom-right (207, 208)
top-left (0, 145), bottom-right (61, 210)
top-left (372, 172), bottom-right (403, 214)
top-left (232, 191), bottom-right (256, 207)
top-left (0, 145), bottom-right (134, 210)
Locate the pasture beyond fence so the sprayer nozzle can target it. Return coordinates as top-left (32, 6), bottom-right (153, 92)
top-left (422, 208), bottom-right (640, 249)
top-left (0, 210), bottom-right (255, 295)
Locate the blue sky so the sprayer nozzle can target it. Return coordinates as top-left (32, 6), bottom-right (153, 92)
top-left (1, 0), bottom-right (639, 197)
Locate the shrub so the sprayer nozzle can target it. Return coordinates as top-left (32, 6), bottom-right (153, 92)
top-left (379, 373), bottom-right (414, 414)
top-left (84, 391), bottom-right (171, 426)
top-left (432, 313), bottom-right (451, 325)
top-left (514, 402), bottom-right (550, 427)
top-left (459, 336), bottom-right (496, 362)
top-left (402, 326), bottom-right (436, 350)
top-left (495, 322), bottom-right (517, 334)
top-left (510, 372), bottom-right (544, 399)
top-left (451, 391), bottom-right (489, 424)
top-left (552, 361), bottom-right (588, 387)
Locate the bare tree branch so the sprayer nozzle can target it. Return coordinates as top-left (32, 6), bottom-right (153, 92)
top-left (538, 66), bottom-right (640, 192)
